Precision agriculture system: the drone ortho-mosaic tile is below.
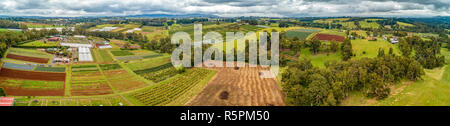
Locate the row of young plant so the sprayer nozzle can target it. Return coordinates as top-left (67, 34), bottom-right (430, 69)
top-left (131, 68), bottom-right (212, 106)
top-left (134, 63), bottom-right (179, 83)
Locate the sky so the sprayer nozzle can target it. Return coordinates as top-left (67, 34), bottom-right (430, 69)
top-left (0, 0), bottom-right (448, 17)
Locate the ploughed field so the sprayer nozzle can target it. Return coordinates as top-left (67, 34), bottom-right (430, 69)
top-left (187, 62), bottom-right (285, 106)
top-left (6, 54), bottom-right (49, 64)
top-left (312, 33), bottom-right (345, 42)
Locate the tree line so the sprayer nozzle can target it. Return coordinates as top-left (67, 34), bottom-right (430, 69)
top-left (282, 55), bottom-right (424, 106)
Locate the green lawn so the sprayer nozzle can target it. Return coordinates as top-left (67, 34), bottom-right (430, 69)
top-left (299, 48), bottom-right (342, 68)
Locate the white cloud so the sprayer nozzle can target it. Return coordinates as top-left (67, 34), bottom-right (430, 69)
top-left (0, 0), bottom-right (447, 17)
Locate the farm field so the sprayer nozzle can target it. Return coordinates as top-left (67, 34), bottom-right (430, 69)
top-left (124, 55), bottom-right (171, 71)
top-left (70, 65), bottom-right (114, 96)
top-left (359, 19), bottom-right (380, 29)
top-left (126, 68), bottom-right (215, 106)
top-left (91, 48), bottom-right (115, 63)
top-left (0, 68), bottom-right (66, 81)
top-left (6, 48), bottom-right (53, 59)
top-left (15, 96), bottom-right (131, 106)
top-left (312, 33), bottom-right (345, 42)
top-left (134, 63), bottom-right (178, 83)
top-left (101, 64), bottom-right (150, 92)
top-left (5, 54), bottom-right (49, 64)
top-left (284, 29), bottom-right (320, 40)
top-left (351, 39), bottom-right (401, 59)
top-left (299, 48), bottom-right (342, 68)
top-left (0, 78), bottom-right (65, 96)
top-left (17, 40), bottom-right (59, 47)
top-left (188, 63), bottom-right (285, 106)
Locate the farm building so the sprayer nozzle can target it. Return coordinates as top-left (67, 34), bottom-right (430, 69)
top-left (91, 27), bottom-right (118, 32)
top-left (78, 47), bottom-right (93, 62)
top-left (52, 57), bottom-right (71, 63)
top-left (60, 43), bottom-right (93, 48)
top-left (390, 36), bottom-right (399, 44)
top-left (74, 35), bottom-right (86, 39)
top-left (0, 97), bottom-right (14, 106)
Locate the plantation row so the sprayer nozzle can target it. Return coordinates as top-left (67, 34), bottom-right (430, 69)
top-left (99, 64), bottom-right (122, 71)
top-left (115, 54), bottom-right (163, 61)
top-left (130, 68), bottom-right (212, 106)
top-left (2, 62), bottom-right (65, 72)
top-left (140, 67), bottom-right (178, 83)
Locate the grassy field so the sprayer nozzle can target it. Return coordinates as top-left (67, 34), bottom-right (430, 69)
top-left (6, 48), bottom-right (53, 59)
top-left (397, 22), bottom-right (414, 28)
top-left (359, 19), bottom-right (380, 29)
top-left (299, 48), bottom-right (342, 68)
top-left (17, 40), bottom-right (59, 47)
top-left (341, 48), bottom-right (450, 106)
top-left (351, 39), bottom-right (401, 59)
top-left (124, 55), bottom-right (171, 71)
top-left (111, 50), bottom-right (134, 56)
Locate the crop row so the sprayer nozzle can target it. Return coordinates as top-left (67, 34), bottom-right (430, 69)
top-left (130, 69), bottom-right (212, 106)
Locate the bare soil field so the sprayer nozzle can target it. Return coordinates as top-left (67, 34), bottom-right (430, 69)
top-left (0, 87), bottom-right (64, 96)
top-left (0, 68), bottom-right (66, 81)
top-left (312, 33), bottom-right (345, 42)
top-left (6, 54), bottom-right (49, 63)
top-left (187, 62), bottom-right (285, 106)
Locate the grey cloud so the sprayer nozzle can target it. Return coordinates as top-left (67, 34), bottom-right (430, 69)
top-left (0, 0), bottom-right (447, 17)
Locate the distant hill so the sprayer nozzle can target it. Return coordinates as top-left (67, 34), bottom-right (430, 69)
top-left (126, 14), bottom-right (218, 18)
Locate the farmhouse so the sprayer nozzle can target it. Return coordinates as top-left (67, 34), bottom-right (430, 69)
top-left (0, 97), bottom-right (14, 106)
top-left (390, 36), bottom-right (399, 44)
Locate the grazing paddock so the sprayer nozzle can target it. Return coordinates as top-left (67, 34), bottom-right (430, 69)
top-left (6, 54), bottom-right (49, 64)
top-left (127, 68), bottom-right (215, 106)
top-left (0, 68), bottom-right (66, 81)
top-left (0, 77), bottom-right (65, 96)
top-left (187, 62), bottom-right (285, 106)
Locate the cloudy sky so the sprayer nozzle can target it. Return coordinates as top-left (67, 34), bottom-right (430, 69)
top-left (0, 0), bottom-right (448, 17)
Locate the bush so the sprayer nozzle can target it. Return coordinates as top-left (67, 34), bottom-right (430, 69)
top-left (0, 88), bottom-right (6, 96)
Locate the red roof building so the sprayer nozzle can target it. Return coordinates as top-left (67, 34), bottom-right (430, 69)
top-left (0, 97), bottom-right (14, 106)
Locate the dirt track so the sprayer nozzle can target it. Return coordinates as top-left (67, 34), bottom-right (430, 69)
top-left (187, 62), bottom-right (285, 106)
